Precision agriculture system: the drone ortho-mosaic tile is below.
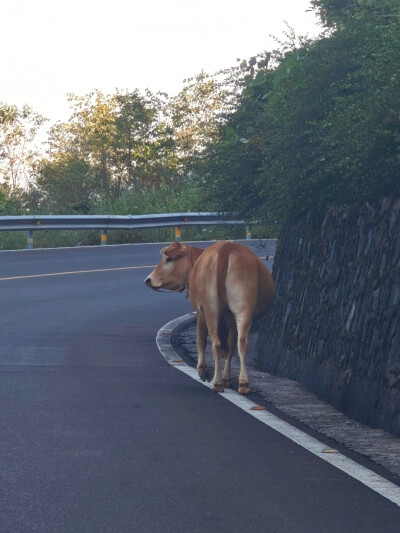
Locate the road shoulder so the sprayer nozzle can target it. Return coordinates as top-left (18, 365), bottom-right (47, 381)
top-left (168, 314), bottom-right (400, 482)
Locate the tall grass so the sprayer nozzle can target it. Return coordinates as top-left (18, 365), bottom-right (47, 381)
top-left (90, 184), bottom-right (204, 215)
top-left (0, 231), bottom-right (27, 251)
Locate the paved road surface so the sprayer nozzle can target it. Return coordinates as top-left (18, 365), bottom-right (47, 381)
top-left (0, 243), bottom-right (399, 532)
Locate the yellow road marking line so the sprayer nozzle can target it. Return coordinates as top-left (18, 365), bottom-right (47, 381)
top-left (0, 265), bottom-right (155, 282)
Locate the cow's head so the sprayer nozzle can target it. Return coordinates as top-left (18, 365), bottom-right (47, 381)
top-left (145, 241), bottom-right (191, 293)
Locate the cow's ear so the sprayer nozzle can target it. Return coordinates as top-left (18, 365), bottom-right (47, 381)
top-left (160, 241), bottom-right (181, 256)
top-left (166, 248), bottom-right (187, 261)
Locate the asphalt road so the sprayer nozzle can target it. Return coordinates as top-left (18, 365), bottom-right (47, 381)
top-left (0, 243), bottom-right (399, 532)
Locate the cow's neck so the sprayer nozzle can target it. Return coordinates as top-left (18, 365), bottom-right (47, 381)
top-left (184, 245), bottom-right (204, 298)
top-left (188, 245), bottom-right (204, 267)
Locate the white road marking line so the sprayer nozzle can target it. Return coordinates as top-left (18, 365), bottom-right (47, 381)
top-left (0, 265), bottom-right (155, 282)
top-left (157, 313), bottom-right (400, 509)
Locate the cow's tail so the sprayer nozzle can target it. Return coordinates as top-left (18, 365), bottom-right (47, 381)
top-left (218, 316), bottom-right (229, 358)
top-left (216, 242), bottom-right (234, 358)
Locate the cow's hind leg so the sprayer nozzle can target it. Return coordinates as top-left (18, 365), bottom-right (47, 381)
top-left (203, 311), bottom-right (225, 392)
top-left (211, 336), bottom-right (224, 393)
top-left (222, 316), bottom-right (237, 388)
top-left (236, 316), bottom-right (252, 395)
top-left (196, 313), bottom-right (212, 382)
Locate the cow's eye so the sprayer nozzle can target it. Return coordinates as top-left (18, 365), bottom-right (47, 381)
top-left (165, 256), bottom-right (172, 263)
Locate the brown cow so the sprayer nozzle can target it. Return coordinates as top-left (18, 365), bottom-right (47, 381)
top-left (145, 241), bottom-right (275, 394)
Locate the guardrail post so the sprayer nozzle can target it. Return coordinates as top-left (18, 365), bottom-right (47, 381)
top-left (27, 230), bottom-right (33, 249)
top-left (174, 226), bottom-right (182, 242)
top-left (246, 225), bottom-right (252, 240)
top-left (101, 229), bottom-right (107, 245)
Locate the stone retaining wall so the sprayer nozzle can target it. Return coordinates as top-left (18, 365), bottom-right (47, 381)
top-left (256, 195), bottom-right (400, 436)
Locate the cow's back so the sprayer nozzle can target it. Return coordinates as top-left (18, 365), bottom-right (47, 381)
top-left (188, 241), bottom-right (228, 313)
top-left (225, 242), bottom-right (275, 320)
top-left (189, 241), bottom-right (274, 320)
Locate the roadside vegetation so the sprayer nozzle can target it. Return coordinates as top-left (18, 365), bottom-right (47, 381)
top-left (1, 0), bottom-right (399, 249)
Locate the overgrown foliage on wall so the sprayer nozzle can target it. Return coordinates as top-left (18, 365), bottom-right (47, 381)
top-left (199, 0), bottom-right (400, 223)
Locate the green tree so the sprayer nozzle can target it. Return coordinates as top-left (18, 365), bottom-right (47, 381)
top-left (170, 72), bottom-right (230, 162)
top-left (45, 89), bottom-right (180, 200)
top-left (113, 90), bottom-right (178, 192)
top-left (36, 154), bottom-right (94, 213)
top-left (0, 182), bottom-right (23, 214)
top-left (0, 103), bottom-right (46, 190)
top-left (310, 0), bottom-right (400, 28)
top-left (310, 0), bottom-right (358, 27)
top-left (48, 90), bottom-right (117, 192)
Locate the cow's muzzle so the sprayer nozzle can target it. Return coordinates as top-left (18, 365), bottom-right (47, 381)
top-left (144, 277), bottom-right (163, 291)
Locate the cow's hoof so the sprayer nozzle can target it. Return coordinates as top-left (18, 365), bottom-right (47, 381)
top-left (213, 383), bottom-right (225, 393)
top-left (197, 366), bottom-right (209, 382)
top-left (238, 382), bottom-right (251, 395)
top-left (223, 379), bottom-right (232, 388)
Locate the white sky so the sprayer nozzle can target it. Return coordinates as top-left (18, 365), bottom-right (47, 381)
top-left (1, 0), bottom-right (321, 124)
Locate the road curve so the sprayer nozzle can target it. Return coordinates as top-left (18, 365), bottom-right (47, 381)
top-left (0, 243), bottom-right (399, 532)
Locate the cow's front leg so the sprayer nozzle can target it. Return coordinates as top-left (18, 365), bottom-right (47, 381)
top-left (196, 314), bottom-right (212, 382)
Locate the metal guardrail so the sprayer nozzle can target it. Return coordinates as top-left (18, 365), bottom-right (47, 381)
top-left (0, 213), bottom-right (257, 249)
